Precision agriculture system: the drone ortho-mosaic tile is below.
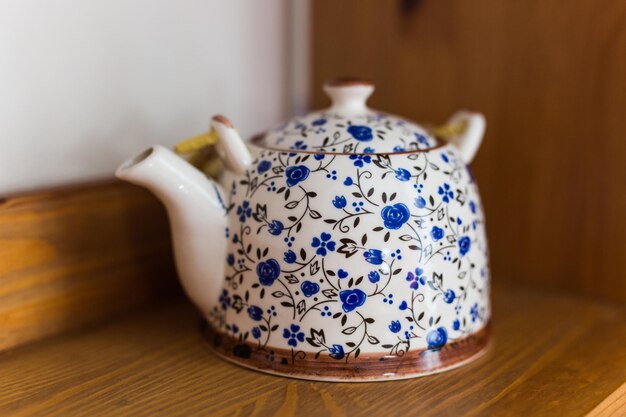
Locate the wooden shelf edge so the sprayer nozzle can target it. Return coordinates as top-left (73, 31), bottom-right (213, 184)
top-left (0, 180), bottom-right (180, 352)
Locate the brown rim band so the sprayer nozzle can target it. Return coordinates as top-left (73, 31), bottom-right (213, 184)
top-left (202, 320), bottom-right (490, 381)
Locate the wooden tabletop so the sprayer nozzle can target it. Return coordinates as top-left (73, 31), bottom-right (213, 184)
top-left (1, 285), bottom-right (624, 417)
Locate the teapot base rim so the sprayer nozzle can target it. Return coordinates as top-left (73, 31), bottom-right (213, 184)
top-left (201, 320), bottom-right (491, 382)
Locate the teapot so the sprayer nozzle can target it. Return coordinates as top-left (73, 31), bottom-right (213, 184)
top-left (116, 79), bottom-right (490, 381)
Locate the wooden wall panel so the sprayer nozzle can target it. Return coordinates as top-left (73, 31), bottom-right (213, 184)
top-left (0, 181), bottom-right (180, 351)
top-left (312, 0), bottom-right (626, 302)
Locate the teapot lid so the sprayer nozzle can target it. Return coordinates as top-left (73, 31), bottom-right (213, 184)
top-left (255, 78), bottom-right (441, 154)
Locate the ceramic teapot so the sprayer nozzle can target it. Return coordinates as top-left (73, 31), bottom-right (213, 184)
top-left (116, 79), bottom-right (490, 381)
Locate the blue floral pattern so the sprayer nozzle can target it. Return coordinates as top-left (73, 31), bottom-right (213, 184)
top-left (256, 259), bottom-right (280, 286)
top-left (300, 281), bottom-right (320, 297)
top-left (328, 344), bottom-right (345, 359)
top-left (311, 232), bottom-right (336, 256)
top-left (347, 125), bottom-right (374, 142)
top-left (285, 165), bottom-right (310, 187)
top-left (426, 327), bottom-right (448, 350)
top-left (339, 289), bottom-right (367, 313)
top-left (257, 160), bottom-right (272, 174)
top-left (380, 203), bottom-right (411, 230)
top-left (332, 195), bottom-right (347, 209)
top-left (261, 110), bottom-right (439, 154)
top-left (283, 324), bottom-right (305, 347)
top-left (206, 119), bottom-right (489, 365)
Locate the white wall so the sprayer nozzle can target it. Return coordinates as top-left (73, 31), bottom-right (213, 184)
top-left (0, 0), bottom-right (289, 195)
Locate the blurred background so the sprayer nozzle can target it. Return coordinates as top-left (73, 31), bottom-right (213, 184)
top-left (0, 0), bottom-right (291, 193)
top-left (0, 0), bottom-right (624, 349)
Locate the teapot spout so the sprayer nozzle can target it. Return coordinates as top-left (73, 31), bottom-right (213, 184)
top-left (116, 145), bottom-right (227, 314)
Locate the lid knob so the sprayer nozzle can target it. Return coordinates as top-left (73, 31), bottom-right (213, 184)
top-left (323, 78), bottom-right (374, 115)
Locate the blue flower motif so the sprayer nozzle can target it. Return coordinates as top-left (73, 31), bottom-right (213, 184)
top-left (251, 327), bottom-right (262, 339)
top-left (414, 196), bottom-right (426, 209)
top-left (219, 289), bottom-right (230, 310)
top-left (394, 168), bottom-right (411, 182)
top-left (282, 324), bottom-right (305, 347)
top-left (443, 289), bottom-right (456, 304)
top-left (256, 259), bottom-right (280, 286)
top-left (339, 289), bottom-right (367, 313)
top-left (427, 327), bottom-right (448, 349)
top-left (328, 344), bottom-right (345, 360)
top-left (285, 165), bottom-right (310, 187)
top-left (283, 250), bottom-right (296, 264)
top-left (469, 201), bottom-right (477, 214)
top-left (257, 160), bottom-right (272, 174)
top-left (438, 183), bottom-right (454, 203)
top-left (441, 153), bottom-right (449, 163)
top-left (415, 133), bottom-right (429, 145)
top-left (247, 305), bottom-right (263, 321)
top-left (314, 153), bottom-right (325, 160)
top-left (300, 280), bottom-right (320, 297)
top-left (363, 147), bottom-right (375, 153)
top-left (452, 319), bottom-right (460, 331)
top-left (312, 118), bottom-right (327, 126)
top-left (227, 253), bottom-right (235, 266)
top-left (349, 154), bottom-right (372, 167)
top-left (406, 268), bottom-right (426, 290)
top-left (368, 271), bottom-right (380, 283)
top-left (393, 146), bottom-right (406, 152)
top-left (337, 269), bottom-right (348, 279)
top-left (332, 195), bottom-right (347, 209)
top-left (399, 300), bottom-right (408, 310)
top-left (343, 177), bottom-right (353, 186)
top-left (363, 249), bottom-right (384, 265)
top-left (290, 140), bottom-right (308, 153)
top-left (471, 303), bottom-right (479, 322)
top-left (389, 320), bottom-right (401, 333)
top-left (311, 232), bottom-right (336, 256)
top-left (431, 226), bottom-right (444, 241)
top-left (268, 220), bottom-right (284, 236)
top-left (458, 236), bottom-right (471, 256)
top-left (236, 200), bottom-right (252, 223)
top-left (381, 203), bottom-right (411, 230)
top-left (347, 125), bottom-right (373, 142)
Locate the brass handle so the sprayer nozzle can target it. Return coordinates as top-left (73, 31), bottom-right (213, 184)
top-left (174, 130), bottom-right (222, 178)
top-left (174, 130), bottom-right (219, 155)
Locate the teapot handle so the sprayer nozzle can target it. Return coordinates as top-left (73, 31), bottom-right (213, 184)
top-left (444, 110), bottom-right (486, 164)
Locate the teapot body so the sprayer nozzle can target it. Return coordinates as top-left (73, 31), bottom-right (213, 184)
top-left (207, 139), bottom-right (490, 380)
top-left (118, 79), bottom-right (492, 381)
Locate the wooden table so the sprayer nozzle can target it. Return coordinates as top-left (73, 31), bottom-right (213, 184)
top-left (1, 284), bottom-right (624, 417)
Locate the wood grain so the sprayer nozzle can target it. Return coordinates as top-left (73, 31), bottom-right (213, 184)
top-left (0, 285), bottom-right (624, 417)
top-left (0, 181), bottom-right (179, 351)
top-left (312, 0), bottom-right (626, 303)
